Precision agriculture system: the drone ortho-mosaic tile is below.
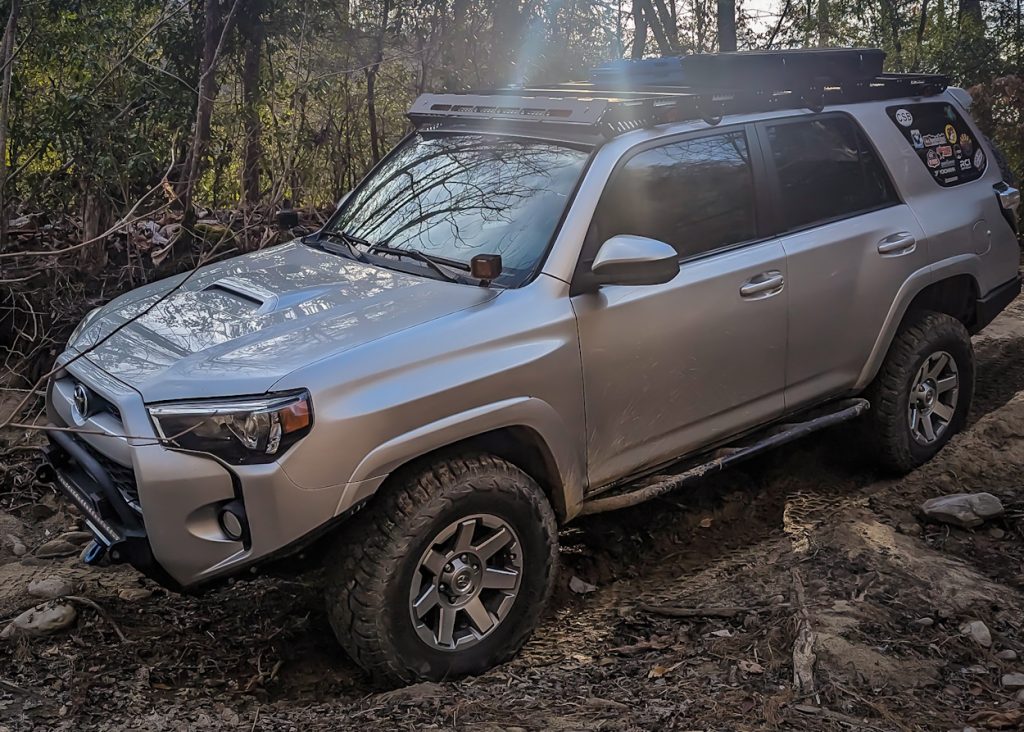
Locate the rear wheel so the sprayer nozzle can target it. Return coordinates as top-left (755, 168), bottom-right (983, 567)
top-left (324, 454), bottom-right (558, 685)
top-left (864, 311), bottom-right (974, 473)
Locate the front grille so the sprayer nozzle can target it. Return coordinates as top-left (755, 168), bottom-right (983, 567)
top-left (77, 440), bottom-right (140, 511)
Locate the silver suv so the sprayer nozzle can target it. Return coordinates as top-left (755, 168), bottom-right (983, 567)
top-left (43, 50), bottom-right (1021, 684)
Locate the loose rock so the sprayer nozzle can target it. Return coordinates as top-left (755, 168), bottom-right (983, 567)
top-left (569, 576), bottom-right (597, 594)
top-left (0, 602), bottom-right (77, 639)
top-left (27, 576), bottom-right (73, 600)
top-left (1003, 672), bottom-right (1024, 689)
top-left (35, 539), bottom-right (79, 558)
top-left (118, 587), bottom-right (154, 602)
top-left (3, 534), bottom-right (27, 557)
top-left (996, 649), bottom-right (1018, 661)
top-left (59, 531), bottom-right (94, 547)
top-left (921, 493), bottom-right (1005, 528)
top-left (960, 620), bottom-right (993, 648)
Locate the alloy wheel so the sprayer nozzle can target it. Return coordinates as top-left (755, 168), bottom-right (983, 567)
top-left (908, 350), bottom-right (959, 445)
top-left (409, 514), bottom-right (523, 651)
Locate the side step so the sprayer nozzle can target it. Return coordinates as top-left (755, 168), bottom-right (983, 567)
top-left (578, 398), bottom-right (870, 516)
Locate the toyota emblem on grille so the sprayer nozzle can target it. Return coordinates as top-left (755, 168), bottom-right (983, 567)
top-left (72, 384), bottom-right (90, 420)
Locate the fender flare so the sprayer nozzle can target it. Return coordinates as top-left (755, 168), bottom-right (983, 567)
top-left (854, 254), bottom-right (982, 391)
top-left (342, 397), bottom-right (587, 520)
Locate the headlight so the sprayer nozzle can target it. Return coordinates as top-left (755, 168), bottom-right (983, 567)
top-left (69, 307), bottom-right (102, 347)
top-left (148, 391), bottom-right (313, 464)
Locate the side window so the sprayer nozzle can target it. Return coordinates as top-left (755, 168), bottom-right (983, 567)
top-left (594, 131), bottom-right (758, 259)
top-left (886, 102), bottom-right (987, 187)
top-left (766, 116), bottom-right (898, 231)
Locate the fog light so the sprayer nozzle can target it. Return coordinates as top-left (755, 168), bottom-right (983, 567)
top-left (218, 501), bottom-right (248, 542)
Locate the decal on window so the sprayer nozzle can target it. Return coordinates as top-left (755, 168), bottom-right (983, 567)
top-left (887, 102), bottom-right (987, 187)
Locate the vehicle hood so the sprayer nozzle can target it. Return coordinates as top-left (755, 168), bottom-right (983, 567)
top-left (72, 241), bottom-right (498, 401)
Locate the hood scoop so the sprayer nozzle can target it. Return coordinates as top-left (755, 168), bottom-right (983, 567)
top-left (205, 277), bottom-right (278, 315)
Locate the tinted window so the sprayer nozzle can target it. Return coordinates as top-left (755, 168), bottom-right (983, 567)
top-left (766, 116), bottom-right (898, 231)
top-left (594, 131), bottom-right (757, 259)
top-left (330, 133), bottom-right (588, 287)
top-left (887, 102), bottom-right (987, 187)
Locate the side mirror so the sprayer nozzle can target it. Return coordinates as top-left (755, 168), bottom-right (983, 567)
top-left (591, 235), bottom-right (680, 287)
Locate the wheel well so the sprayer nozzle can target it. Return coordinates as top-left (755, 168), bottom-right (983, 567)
top-left (379, 427), bottom-right (568, 521)
top-left (906, 275), bottom-right (980, 332)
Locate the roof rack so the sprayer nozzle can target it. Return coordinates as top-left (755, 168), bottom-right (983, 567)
top-left (407, 49), bottom-right (949, 140)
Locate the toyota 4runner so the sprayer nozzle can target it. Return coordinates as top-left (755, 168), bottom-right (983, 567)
top-left (42, 49), bottom-right (1021, 684)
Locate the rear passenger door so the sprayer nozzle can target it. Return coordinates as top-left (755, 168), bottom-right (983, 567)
top-left (757, 114), bottom-right (929, 409)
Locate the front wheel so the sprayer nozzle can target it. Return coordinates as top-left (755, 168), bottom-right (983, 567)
top-left (864, 310), bottom-right (974, 473)
top-left (324, 454), bottom-right (558, 685)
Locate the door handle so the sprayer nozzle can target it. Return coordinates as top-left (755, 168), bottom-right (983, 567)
top-left (877, 232), bottom-right (917, 256)
top-left (740, 271), bottom-right (785, 299)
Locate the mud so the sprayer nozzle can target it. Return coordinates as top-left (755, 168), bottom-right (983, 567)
top-left (2, 301), bottom-right (1024, 731)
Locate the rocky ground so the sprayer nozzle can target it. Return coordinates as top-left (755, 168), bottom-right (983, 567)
top-left (2, 301), bottom-right (1024, 731)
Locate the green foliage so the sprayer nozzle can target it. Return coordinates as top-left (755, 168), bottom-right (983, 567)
top-left (2, 0), bottom-right (1023, 218)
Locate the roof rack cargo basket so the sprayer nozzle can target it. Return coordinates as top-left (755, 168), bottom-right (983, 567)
top-left (407, 48), bottom-right (949, 140)
top-left (589, 48), bottom-right (886, 89)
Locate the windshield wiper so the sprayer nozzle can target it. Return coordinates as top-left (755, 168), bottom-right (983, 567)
top-left (366, 243), bottom-right (468, 284)
top-left (303, 230), bottom-right (370, 263)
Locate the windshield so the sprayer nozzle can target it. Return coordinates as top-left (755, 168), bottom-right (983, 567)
top-left (327, 133), bottom-right (589, 286)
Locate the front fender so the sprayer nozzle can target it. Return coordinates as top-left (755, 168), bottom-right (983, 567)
top-left (345, 396), bottom-right (586, 520)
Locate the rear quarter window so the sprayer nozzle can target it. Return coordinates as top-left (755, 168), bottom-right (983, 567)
top-left (887, 102), bottom-right (987, 187)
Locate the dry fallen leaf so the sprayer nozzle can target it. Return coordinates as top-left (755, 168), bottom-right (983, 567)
top-left (738, 659), bottom-right (764, 674)
top-left (648, 660), bottom-right (684, 679)
top-left (699, 517), bottom-right (713, 528)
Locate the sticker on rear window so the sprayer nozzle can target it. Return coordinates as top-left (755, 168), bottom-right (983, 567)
top-left (887, 102), bottom-right (986, 187)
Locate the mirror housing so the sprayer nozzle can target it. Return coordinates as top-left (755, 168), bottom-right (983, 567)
top-left (591, 235), bottom-right (680, 287)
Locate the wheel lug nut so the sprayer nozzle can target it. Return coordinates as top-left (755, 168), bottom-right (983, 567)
top-left (444, 563), bottom-right (453, 572)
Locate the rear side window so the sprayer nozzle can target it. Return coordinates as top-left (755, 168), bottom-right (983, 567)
top-left (765, 116), bottom-right (898, 231)
top-left (887, 102), bottom-right (987, 187)
top-left (594, 131), bottom-right (758, 259)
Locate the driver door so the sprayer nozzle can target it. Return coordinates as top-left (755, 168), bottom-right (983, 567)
top-left (571, 128), bottom-right (788, 491)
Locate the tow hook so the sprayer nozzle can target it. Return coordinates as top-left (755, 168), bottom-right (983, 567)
top-left (83, 540), bottom-right (107, 566)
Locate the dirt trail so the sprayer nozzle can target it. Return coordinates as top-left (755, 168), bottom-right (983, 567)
top-left (2, 303), bottom-right (1024, 731)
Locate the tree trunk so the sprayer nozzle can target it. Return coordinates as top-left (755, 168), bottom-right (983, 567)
top-left (717, 0), bottom-right (737, 51)
top-left (180, 0), bottom-right (238, 222)
top-left (639, 0), bottom-right (674, 55)
top-left (817, 0), bottom-right (830, 46)
top-left (631, 0), bottom-right (648, 58)
top-left (366, 0), bottom-right (391, 164)
top-left (0, 0), bottom-right (18, 252)
top-left (239, 7), bottom-right (264, 208)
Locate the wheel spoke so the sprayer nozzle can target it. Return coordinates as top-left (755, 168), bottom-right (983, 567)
top-left (926, 353), bottom-right (949, 380)
top-left (436, 606), bottom-right (457, 647)
top-left (921, 412), bottom-right (936, 441)
top-left (932, 401), bottom-right (954, 422)
top-left (413, 585), bottom-right (440, 619)
top-left (474, 527), bottom-right (512, 560)
top-left (453, 519), bottom-right (476, 552)
top-left (482, 567), bottom-right (518, 590)
top-left (421, 549), bottom-right (447, 576)
top-left (463, 597), bottom-right (494, 634)
top-left (936, 375), bottom-right (957, 394)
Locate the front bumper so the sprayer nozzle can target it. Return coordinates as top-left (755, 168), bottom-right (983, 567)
top-left (43, 355), bottom-right (370, 590)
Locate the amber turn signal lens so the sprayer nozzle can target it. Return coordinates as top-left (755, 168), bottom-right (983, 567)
top-left (280, 399), bottom-right (312, 433)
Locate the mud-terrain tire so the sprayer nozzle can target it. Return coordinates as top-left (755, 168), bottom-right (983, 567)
top-left (324, 454), bottom-right (559, 685)
top-left (864, 310), bottom-right (974, 473)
